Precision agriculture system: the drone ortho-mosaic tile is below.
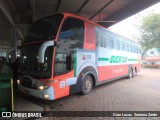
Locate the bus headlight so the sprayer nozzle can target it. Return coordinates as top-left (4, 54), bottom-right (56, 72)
top-left (43, 94), bottom-right (49, 99)
top-left (38, 85), bottom-right (44, 90)
top-left (17, 80), bottom-right (21, 84)
top-left (38, 85), bottom-right (48, 90)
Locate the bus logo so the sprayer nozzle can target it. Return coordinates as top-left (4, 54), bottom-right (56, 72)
top-left (110, 56), bottom-right (127, 63)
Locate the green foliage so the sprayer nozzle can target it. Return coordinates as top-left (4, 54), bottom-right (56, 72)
top-left (139, 13), bottom-right (160, 50)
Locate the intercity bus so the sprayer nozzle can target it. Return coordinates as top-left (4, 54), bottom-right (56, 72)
top-left (18, 13), bottom-right (141, 100)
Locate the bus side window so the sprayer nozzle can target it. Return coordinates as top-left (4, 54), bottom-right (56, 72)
top-left (110, 38), bottom-right (114, 49)
top-left (117, 41), bottom-right (120, 50)
top-left (132, 45), bottom-right (134, 53)
top-left (124, 42), bottom-right (127, 51)
top-left (100, 36), bottom-right (106, 48)
top-left (100, 35), bottom-right (103, 47)
top-left (122, 41), bottom-right (125, 51)
top-left (58, 17), bottom-right (84, 50)
top-left (54, 53), bottom-right (74, 75)
top-left (136, 46), bottom-right (138, 53)
top-left (129, 44), bottom-right (131, 52)
top-left (114, 40), bottom-right (120, 50)
top-left (95, 28), bottom-right (107, 48)
top-left (134, 45), bottom-right (136, 53)
top-left (127, 44), bottom-right (129, 52)
top-left (95, 31), bottom-right (100, 47)
top-left (133, 45), bottom-right (135, 53)
top-left (131, 45), bottom-right (133, 53)
top-left (103, 37), bottom-right (107, 48)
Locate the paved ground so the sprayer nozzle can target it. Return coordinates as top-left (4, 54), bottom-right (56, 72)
top-left (15, 68), bottom-right (160, 120)
top-left (14, 94), bottom-right (43, 111)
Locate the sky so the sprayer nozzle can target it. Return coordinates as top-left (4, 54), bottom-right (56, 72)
top-left (109, 2), bottom-right (160, 41)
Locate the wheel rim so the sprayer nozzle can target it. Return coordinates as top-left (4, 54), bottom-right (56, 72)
top-left (129, 72), bottom-right (132, 78)
top-left (85, 79), bottom-right (91, 91)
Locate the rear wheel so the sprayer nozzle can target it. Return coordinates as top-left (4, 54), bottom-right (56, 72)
top-left (128, 68), bottom-right (133, 79)
top-left (132, 68), bottom-right (136, 77)
top-left (81, 75), bottom-right (93, 95)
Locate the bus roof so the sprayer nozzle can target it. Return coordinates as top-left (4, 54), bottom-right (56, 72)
top-left (62, 12), bottom-right (139, 45)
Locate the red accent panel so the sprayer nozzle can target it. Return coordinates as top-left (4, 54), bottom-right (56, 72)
top-left (97, 65), bottom-right (128, 81)
top-left (54, 82), bottom-right (69, 99)
top-left (53, 70), bottom-right (74, 99)
top-left (84, 22), bottom-right (96, 50)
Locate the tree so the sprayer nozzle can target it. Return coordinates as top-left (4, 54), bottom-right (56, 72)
top-left (139, 13), bottom-right (160, 50)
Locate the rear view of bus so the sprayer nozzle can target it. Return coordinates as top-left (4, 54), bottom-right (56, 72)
top-left (17, 13), bottom-right (141, 100)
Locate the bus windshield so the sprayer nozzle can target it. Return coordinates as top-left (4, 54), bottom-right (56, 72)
top-left (19, 43), bottom-right (53, 79)
top-left (25, 14), bottom-right (63, 41)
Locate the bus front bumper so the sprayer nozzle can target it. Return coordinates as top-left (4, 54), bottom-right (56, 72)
top-left (18, 85), bottom-right (55, 100)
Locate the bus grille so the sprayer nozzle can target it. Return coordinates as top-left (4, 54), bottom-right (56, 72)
top-left (21, 77), bottom-right (36, 89)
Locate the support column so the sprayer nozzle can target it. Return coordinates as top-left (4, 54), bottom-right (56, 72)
top-left (9, 28), bottom-right (17, 63)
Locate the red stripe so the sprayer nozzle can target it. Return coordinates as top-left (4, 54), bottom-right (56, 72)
top-left (98, 65), bottom-right (128, 81)
top-left (53, 70), bottom-right (74, 99)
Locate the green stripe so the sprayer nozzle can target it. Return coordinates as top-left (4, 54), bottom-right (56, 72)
top-left (128, 59), bottom-right (138, 61)
top-left (74, 51), bottom-right (77, 77)
top-left (98, 58), bottom-right (109, 61)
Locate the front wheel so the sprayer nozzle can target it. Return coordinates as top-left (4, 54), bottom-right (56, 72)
top-left (81, 75), bottom-right (93, 95)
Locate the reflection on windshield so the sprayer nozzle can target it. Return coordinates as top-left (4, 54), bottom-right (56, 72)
top-left (19, 43), bottom-right (53, 79)
top-left (25, 14), bottom-right (63, 41)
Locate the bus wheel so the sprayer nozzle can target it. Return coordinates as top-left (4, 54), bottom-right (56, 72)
top-left (128, 68), bottom-right (133, 79)
top-left (81, 75), bottom-right (93, 95)
top-left (132, 68), bottom-right (136, 77)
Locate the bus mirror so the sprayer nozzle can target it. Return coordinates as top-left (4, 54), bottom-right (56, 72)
top-left (38, 41), bottom-right (54, 63)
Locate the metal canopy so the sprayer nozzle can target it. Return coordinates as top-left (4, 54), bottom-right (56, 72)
top-left (0, 0), bottom-right (159, 51)
top-left (12, 0), bottom-right (160, 25)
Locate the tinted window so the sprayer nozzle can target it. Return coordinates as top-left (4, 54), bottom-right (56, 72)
top-left (103, 37), bottom-right (107, 48)
top-left (126, 44), bottom-right (129, 51)
top-left (109, 38), bottom-right (114, 49)
top-left (58, 17), bottom-right (84, 50)
top-left (122, 41), bottom-right (125, 51)
top-left (96, 32), bottom-right (100, 47)
top-left (100, 36), bottom-right (106, 48)
top-left (95, 28), bottom-right (108, 48)
top-left (134, 46), bottom-right (137, 53)
top-left (114, 40), bottom-right (120, 50)
top-left (19, 44), bottom-right (53, 78)
top-left (26, 14), bottom-right (63, 41)
top-left (137, 46), bottom-right (139, 53)
top-left (54, 53), bottom-right (73, 75)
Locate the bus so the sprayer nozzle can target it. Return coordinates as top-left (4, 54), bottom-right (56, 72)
top-left (17, 13), bottom-right (141, 100)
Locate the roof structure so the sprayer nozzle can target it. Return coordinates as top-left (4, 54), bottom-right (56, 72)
top-left (0, 0), bottom-right (159, 51)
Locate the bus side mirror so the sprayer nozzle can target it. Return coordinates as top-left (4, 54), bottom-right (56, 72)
top-left (38, 41), bottom-right (54, 63)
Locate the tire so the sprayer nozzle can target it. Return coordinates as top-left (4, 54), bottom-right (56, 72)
top-left (128, 68), bottom-right (133, 79)
top-left (132, 68), bottom-right (136, 77)
top-left (81, 75), bottom-right (93, 95)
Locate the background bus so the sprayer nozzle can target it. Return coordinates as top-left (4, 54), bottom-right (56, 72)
top-left (18, 13), bottom-right (141, 100)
